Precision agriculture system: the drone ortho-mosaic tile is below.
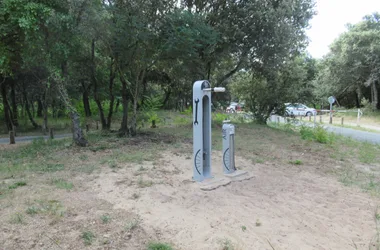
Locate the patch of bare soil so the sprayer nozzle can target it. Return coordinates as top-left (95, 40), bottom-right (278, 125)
top-left (0, 179), bottom-right (159, 249)
top-left (90, 151), bottom-right (379, 250)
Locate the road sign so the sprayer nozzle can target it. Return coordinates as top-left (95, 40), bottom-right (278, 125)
top-left (328, 96), bottom-right (335, 104)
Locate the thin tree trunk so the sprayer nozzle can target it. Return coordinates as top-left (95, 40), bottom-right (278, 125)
top-left (115, 99), bottom-right (120, 113)
top-left (1, 83), bottom-right (13, 131)
top-left (372, 81), bottom-right (378, 110)
top-left (81, 82), bottom-right (92, 117)
top-left (119, 78), bottom-right (129, 136)
top-left (22, 83), bottom-right (39, 128)
top-left (162, 88), bottom-right (171, 109)
top-left (10, 81), bottom-right (19, 126)
top-left (106, 57), bottom-right (116, 130)
top-left (37, 99), bottom-right (43, 117)
top-left (31, 100), bottom-right (35, 117)
top-left (91, 39), bottom-right (107, 129)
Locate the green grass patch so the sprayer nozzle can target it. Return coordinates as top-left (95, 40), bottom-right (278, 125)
top-left (82, 231), bottom-right (95, 245)
top-left (147, 242), bottom-right (173, 250)
top-left (10, 213), bottom-right (25, 224)
top-left (8, 181), bottom-right (27, 189)
top-left (52, 178), bottom-right (73, 190)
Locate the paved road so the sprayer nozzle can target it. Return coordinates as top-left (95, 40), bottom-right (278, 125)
top-left (0, 134), bottom-right (72, 144)
top-left (324, 126), bottom-right (380, 144)
top-left (270, 115), bottom-right (380, 144)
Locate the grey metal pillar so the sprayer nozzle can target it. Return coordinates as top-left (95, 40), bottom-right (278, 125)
top-left (222, 121), bottom-right (236, 174)
top-left (193, 80), bottom-right (225, 182)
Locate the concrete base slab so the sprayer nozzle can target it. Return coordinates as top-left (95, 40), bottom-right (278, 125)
top-left (224, 170), bottom-right (253, 182)
top-left (200, 177), bottom-right (231, 191)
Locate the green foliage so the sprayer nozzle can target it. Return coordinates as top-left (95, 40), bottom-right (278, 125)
top-left (82, 231), bottom-right (95, 246)
top-left (181, 106), bottom-right (192, 116)
top-left (52, 178), bottom-right (73, 190)
top-left (299, 125), bottom-right (332, 144)
top-left (100, 214), bottom-right (111, 224)
top-left (147, 242), bottom-right (173, 250)
top-left (140, 95), bottom-right (163, 127)
top-left (300, 126), bottom-right (314, 141)
top-left (313, 13), bottom-right (380, 109)
top-left (8, 181), bottom-right (27, 189)
top-left (212, 113), bottom-right (229, 125)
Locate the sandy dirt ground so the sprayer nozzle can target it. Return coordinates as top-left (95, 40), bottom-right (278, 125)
top-left (89, 151), bottom-right (379, 250)
top-left (2, 142), bottom-right (380, 250)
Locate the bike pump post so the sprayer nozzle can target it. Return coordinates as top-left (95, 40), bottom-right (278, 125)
top-left (193, 80), bottom-right (225, 182)
top-left (222, 120), bottom-right (236, 174)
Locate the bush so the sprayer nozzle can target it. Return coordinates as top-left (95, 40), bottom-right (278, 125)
top-left (212, 113), bottom-right (229, 124)
top-left (299, 125), bottom-right (332, 144)
top-left (300, 126), bottom-right (314, 141)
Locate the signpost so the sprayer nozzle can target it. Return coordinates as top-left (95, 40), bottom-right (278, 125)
top-left (328, 96), bottom-right (335, 124)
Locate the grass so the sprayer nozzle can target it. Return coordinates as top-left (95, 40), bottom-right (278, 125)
top-left (137, 177), bottom-right (153, 188)
top-left (289, 160), bottom-right (303, 165)
top-left (52, 178), bottom-right (73, 190)
top-left (8, 181), bottom-right (27, 189)
top-left (220, 238), bottom-right (235, 250)
top-left (125, 217), bottom-right (141, 231)
top-left (100, 214), bottom-right (111, 224)
top-left (10, 213), bottom-right (25, 224)
top-left (26, 206), bottom-right (39, 215)
top-left (82, 231), bottom-right (95, 245)
top-left (147, 242), bottom-right (173, 250)
top-left (24, 199), bottom-right (65, 217)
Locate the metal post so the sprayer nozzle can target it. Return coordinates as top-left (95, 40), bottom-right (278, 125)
top-left (329, 103), bottom-right (333, 124)
top-left (357, 109), bottom-right (361, 126)
top-left (222, 121), bottom-right (236, 174)
top-left (341, 117), bottom-right (344, 126)
top-left (193, 80), bottom-right (225, 182)
top-left (320, 115), bottom-right (322, 123)
top-left (49, 128), bottom-right (54, 139)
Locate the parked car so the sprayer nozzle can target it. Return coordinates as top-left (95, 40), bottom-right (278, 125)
top-left (226, 102), bottom-right (244, 113)
top-left (285, 103), bottom-right (316, 117)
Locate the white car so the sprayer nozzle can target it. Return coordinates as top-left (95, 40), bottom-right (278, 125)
top-left (285, 103), bottom-right (317, 117)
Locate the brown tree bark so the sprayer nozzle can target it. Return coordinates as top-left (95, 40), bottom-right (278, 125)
top-left (1, 82), bottom-right (14, 131)
top-left (91, 39), bottom-right (107, 129)
top-left (37, 99), bottom-right (43, 117)
top-left (10, 81), bottom-right (19, 126)
top-left (22, 82), bottom-right (39, 128)
top-left (372, 81), bottom-right (378, 110)
top-left (81, 81), bottom-right (92, 117)
top-left (106, 57), bottom-right (116, 130)
top-left (119, 77), bottom-right (129, 136)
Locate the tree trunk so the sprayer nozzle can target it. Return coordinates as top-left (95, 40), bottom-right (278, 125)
top-left (22, 84), bottom-right (39, 128)
top-left (106, 57), bottom-right (116, 130)
top-left (130, 97), bottom-right (137, 136)
top-left (372, 81), bottom-right (378, 110)
top-left (162, 88), bottom-right (171, 109)
top-left (119, 79), bottom-right (129, 136)
top-left (81, 81), bottom-right (92, 117)
top-left (91, 39), bottom-right (107, 129)
top-left (10, 81), bottom-right (19, 126)
top-left (37, 99), bottom-right (43, 117)
top-left (59, 61), bottom-right (88, 146)
top-left (115, 98), bottom-right (120, 113)
top-left (1, 83), bottom-right (13, 131)
top-left (70, 111), bottom-right (88, 147)
top-left (355, 92), bottom-right (360, 108)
